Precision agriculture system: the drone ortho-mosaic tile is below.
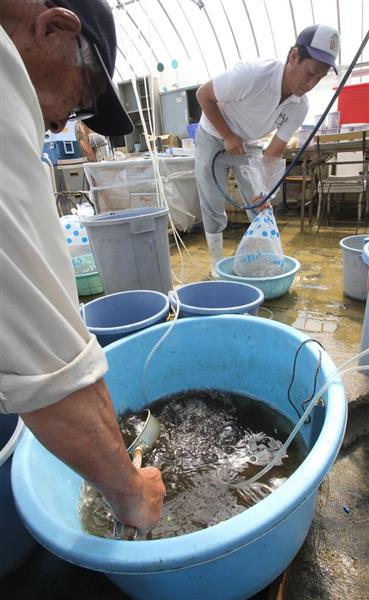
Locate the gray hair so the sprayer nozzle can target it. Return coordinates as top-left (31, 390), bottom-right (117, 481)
top-left (39, 1), bottom-right (101, 72)
top-left (76, 34), bottom-right (101, 73)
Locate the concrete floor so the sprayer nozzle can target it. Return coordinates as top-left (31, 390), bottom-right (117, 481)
top-left (2, 207), bottom-right (368, 600)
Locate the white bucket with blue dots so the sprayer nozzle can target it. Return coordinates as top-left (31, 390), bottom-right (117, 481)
top-left (60, 215), bottom-right (91, 257)
top-left (60, 215), bottom-right (100, 284)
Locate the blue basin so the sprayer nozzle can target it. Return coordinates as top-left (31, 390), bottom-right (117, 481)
top-left (169, 280), bottom-right (264, 317)
top-left (82, 290), bottom-right (170, 347)
top-left (11, 315), bottom-right (346, 600)
top-left (215, 256), bottom-right (300, 299)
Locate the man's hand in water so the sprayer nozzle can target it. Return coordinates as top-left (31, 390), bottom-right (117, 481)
top-left (21, 379), bottom-right (166, 533)
top-left (110, 466), bottom-right (166, 530)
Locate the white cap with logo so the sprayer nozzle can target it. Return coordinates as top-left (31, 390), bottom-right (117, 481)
top-left (296, 24), bottom-right (340, 74)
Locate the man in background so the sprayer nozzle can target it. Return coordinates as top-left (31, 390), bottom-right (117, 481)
top-left (195, 24), bottom-right (340, 276)
top-left (1, 0), bottom-right (165, 531)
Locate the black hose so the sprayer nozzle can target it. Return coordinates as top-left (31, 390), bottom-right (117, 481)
top-left (211, 29), bottom-right (369, 211)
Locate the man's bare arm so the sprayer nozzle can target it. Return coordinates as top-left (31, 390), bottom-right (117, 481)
top-left (21, 378), bottom-right (165, 529)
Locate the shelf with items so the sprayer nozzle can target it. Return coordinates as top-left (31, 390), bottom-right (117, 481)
top-left (118, 76), bottom-right (162, 152)
top-left (160, 85), bottom-right (201, 138)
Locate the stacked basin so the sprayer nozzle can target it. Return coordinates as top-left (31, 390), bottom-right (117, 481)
top-left (82, 290), bottom-right (170, 347)
top-left (215, 256), bottom-right (300, 300)
top-left (168, 280), bottom-right (264, 317)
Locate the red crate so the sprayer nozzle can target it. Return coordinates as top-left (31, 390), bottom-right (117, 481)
top-left (337, 82), bottom-right (369, 124)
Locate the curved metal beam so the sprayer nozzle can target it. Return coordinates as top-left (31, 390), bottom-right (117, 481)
top-left (264, 0), bottom-right (277, 57)
top-left (201, 3), bottom-right (227, 68)
top-left (115, 19), bottom-right (152, 74)
top-left (242, 0), bottom-right (260, 57)
top-left (116, 46), bottom-right (136, 78)
top-left (288, 0), bottom-right (297, 40)
top-left (136, 1), bottom-right (173, 63)
top-left (175, 0), bottom-right (211, 78)
top-left (157, 0), bottom-right (192, 61)
top-left (123, 10), bottom-right (160, 64)
top-left (336, 0), bottom-right (342, 65)
top-left (220, 0), bottom-right (241, 60)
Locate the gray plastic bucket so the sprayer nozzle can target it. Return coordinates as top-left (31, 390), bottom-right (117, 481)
top-left (339, 235), bottom-right (369, 301)
top-left (80, 208), bottom-right (172, 295)
top-left (359, 242), bottom-right (369, 374)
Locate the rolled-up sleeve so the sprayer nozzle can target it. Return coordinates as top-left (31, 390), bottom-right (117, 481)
top-left (0, 28), bottom-right (108, 414)
top-left (0, 176), bottom-right (108, 414)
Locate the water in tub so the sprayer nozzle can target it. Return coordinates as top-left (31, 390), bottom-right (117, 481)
top-left (79, 390), bottom-right (308, 539)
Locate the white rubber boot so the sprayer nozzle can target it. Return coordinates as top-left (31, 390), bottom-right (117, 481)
top-left (205, 232), bottom-right (223, 278)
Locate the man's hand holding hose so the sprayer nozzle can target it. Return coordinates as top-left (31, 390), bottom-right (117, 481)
top-left (223, 133), bottom-right (245, 155)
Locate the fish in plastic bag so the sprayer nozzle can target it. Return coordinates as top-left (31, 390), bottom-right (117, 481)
top-left (233, 208), bottom-right (284, 277)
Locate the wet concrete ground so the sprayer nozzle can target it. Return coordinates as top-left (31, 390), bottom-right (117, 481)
top-left (2, 209), bottom-right (368, 599)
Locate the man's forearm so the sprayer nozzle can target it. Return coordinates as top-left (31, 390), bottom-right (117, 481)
top-left (21, 378), bottom-right (163, 526)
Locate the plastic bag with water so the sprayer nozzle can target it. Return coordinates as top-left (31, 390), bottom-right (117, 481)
top-left (233, 155), bottom-right (285, 277)
top-left (233, 207), bottom-right (284, 277)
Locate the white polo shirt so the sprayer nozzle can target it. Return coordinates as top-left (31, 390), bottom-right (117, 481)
top-left (200, 59), bottom-right (308, 144)
top-left (0, 28), bottom-right (108, 414)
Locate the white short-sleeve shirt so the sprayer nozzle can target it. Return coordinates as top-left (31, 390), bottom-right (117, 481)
top-left (200, 59), bottom-right (308, 144)
top-left (0, 28), bottom-right (108, 414)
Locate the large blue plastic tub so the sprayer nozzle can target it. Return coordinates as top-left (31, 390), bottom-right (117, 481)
top-left (82, 290), bottom-right (170, 347)
top-left (168, 280), bottom-right (264, 317)
top-left (215, 255), bottom-right (300, 300)
top-left (12, 316), bottom-right (346, 600)
top-left (0, 416), bottom-right (37, 578)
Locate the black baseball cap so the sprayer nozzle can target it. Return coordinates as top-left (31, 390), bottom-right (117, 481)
top-left (52, 0), bottom-right (133, 136)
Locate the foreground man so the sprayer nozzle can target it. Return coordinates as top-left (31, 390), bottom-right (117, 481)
top-left (0, 0), bottom-right (165, 530)
top-left (195, 24), bottom-right (340, 276)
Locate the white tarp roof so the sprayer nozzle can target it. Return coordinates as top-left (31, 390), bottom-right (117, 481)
top-left (110, 0), bottom-right (369, 89)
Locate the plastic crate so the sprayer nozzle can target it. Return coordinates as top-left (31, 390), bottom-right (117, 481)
top-left (76, 271), bottom-right (104, 296)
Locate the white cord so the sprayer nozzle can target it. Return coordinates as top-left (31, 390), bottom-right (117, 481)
top-left (141, 289), bottom-right (181, 404)
top-left (257, 306), bottom-right (274, 319)
top-left (80, 302), bottom-right (86, 323)
top-left (239, 347), bottom-right (369, 489)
